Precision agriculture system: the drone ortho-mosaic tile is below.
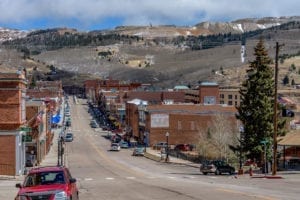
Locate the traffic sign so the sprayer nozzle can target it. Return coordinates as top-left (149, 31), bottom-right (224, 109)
top-left (20, 127), bottom-right (32, 132)
top-left (260, 140), bottom-right (267, 144)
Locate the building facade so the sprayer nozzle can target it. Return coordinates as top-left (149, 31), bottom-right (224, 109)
top-left (0, 72), bottom-right (27, 176)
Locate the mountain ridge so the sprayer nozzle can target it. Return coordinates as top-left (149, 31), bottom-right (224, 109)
top-left (0, 16), bottom-right (300, 89)
top-left (1, 16), bottom-right (300, 42)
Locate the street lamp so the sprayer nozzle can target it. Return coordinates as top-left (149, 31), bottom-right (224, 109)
top-left (165, 132), bottom-right (169, 162)
top-left (261, 140), bottom-right (267, 176)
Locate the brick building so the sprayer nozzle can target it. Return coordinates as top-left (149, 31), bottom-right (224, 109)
top-left (26, 101), bottom-right (47, 166)
top-left (0, 72), bottom-right (27, 176)
top-left (145, 104), bottom-right (238, 146)
top-left (185, 82), bottom-right (220, 104)
top-left (124, 91), bottom-right (186, 139)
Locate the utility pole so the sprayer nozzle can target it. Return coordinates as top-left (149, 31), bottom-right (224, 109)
top-left (273, 42), bottom-right (284, 176)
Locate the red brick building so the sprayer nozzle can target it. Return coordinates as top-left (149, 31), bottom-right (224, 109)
top-left (84, 79), bottom-right (142, 104)
top-left (124, 91), bottom-right (186, 140)
top-left (0, 72), bottom-right (27, 176)
top-left (145, 104), bottom-right (238, 146)
top-left (185, 82), bottom-right (220, 104)
top-left (26, 101), bottom-right (47, 166)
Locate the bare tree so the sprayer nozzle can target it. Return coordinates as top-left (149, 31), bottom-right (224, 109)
top-left (209, 113), bottom-right (238, 160)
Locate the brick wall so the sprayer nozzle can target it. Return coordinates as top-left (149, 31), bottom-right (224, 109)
top-left (0, 135), bottom-right (16, 175)
top-left (146, 104), bottom-right (237, 146)
top-left (199, 85), bottom-right (220, 104)
top-left (126, 103), bottom-right (139, 138)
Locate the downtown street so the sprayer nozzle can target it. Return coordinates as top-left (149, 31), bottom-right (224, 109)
top-left (2, 97), bottom-right (300, 200)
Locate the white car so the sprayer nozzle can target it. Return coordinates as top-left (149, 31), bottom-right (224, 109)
top-left (110, 143), bottom-right (121, 151)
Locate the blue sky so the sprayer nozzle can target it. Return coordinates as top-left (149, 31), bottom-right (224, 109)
top-left (0, 0), bottom-right (299, 31)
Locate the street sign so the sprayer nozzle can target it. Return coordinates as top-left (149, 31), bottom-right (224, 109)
top-left (20, 127), bottom-right (32, 132)
top-left (22, 135), bottom-right (32, 142)
top-left (260, 140), bottom-right (267, 144)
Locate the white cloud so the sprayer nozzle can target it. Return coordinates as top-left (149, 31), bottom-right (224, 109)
top-left (0, 0), bottom-right (299, 29)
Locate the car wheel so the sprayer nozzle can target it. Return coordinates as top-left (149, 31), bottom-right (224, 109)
top-left (202, 172), bottom-right (208, 175)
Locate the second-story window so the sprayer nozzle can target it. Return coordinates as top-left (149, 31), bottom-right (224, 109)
top-left (178, 121), bottom-right (182, 130)
top-left (190, 121), bottom-right (195, 130)
top-left (228, 94), bottom-right (233, 99)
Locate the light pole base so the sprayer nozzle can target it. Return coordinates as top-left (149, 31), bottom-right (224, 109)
top-left (238, 169), bottom-right (244, 175)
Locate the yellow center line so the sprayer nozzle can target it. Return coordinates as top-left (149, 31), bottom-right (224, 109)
top-left (85, 133), bottom-right (146, 178)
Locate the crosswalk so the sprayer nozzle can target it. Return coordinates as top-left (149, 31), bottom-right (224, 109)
top-left (77, 175), bottom-right (197, 182)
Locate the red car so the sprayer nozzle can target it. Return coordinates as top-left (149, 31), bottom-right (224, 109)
top-left (15, 166), bottom-right (79, 200)
top-left (174, 144), bottom-right (191, 151)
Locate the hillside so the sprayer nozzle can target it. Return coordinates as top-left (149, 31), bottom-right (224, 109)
top-left (0, 16), bottom-right (300, 89)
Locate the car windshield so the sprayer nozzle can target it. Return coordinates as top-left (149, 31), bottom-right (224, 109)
top-left (24, 171), bottom-right (65, 187)
top-left (211, 160), bottom-right (227, 166)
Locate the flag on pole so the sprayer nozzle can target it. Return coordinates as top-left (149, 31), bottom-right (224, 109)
top-left (33, 112), bottom-right (43, 127)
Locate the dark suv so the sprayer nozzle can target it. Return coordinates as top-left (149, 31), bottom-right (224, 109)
top-left (15, 166), bottom-right (79, 200)
top-left (200, 160), bottom-right (235, 175)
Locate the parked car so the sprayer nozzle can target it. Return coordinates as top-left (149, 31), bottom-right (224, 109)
top-left (64, 133), bottom-right (74, 142)
top-left (15, 166), bottom-right (79, 200)
top-left (25, 154), bottom-right (37, 167)
top-left (90, 120), bottom-right (99, 128)
top-left (65, 118), bottom-right (71, 127)
top-left (119, 141), bottom-right (129, 148)
top-left (174, 144), bottom-right (191, 151)
top-left (110, 143), bottom-right (121, 151)
top-left (153, 142), bottom-right (167, 150)
top-left (200, 160), bottom-right (235, 175)
top-left (132, 147), bottom-right (145, 156)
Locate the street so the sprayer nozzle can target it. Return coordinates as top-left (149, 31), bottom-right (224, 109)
top-left (1, 98), bottom-right (300, 200)
top-left (67, 99), bottom-right (300, 200)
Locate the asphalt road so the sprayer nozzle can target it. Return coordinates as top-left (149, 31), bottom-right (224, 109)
top-left (2, 97), bottom-right (300, 200)
top-left (66, 99), bottom-right (300, 200)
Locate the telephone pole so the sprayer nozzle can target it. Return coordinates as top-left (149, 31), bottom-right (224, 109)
top-left (273, 42), bottom-right (284, 176)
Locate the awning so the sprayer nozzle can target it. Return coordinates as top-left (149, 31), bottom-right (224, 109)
top-left (51, 114), bottom-right (61, 124)
top-left (278, 131), bottom-right (300, 146)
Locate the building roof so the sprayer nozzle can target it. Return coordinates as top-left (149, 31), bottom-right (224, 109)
top-left (126, 91), bottom-right (162, 102)
top-left (278, 131), bottom-right (300, 146)
top-left (147, 104), bottom-right (236, 115)
top-left (174, 85), bottom-right (189, 90)
top-left (127, 99), bottom-right (148, 106)
top-left (200, 82), bottom-right (218, 86)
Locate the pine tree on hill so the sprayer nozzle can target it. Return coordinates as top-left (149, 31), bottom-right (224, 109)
top-left (236, 39), bottom-right (275, 161)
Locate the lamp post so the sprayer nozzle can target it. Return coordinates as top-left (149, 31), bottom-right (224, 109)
top-left (165, 132), bottom-right (169, 162)
top-left (261, 140), bottom-right (267, 176)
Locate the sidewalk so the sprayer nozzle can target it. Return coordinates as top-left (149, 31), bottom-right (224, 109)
top-left (39, 127), bottom-right (64, 167)
top-left (144, 148), bottom-right (300, 180)
top-left (0, 128), bottom-right (63, 200)
top-left (144, 148), bottom-right (199, 168)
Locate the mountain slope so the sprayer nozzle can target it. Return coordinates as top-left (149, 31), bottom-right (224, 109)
top-left (0, 16), bottom-right (300, 88)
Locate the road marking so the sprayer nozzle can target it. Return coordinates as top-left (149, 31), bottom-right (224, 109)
top-left (105, 177), bottom-right (115, 180)
top-left (84, 178), bottom-right (93, 181)
top-left (183, 176), bottom-right (195, 179)
top-left (126, 177), bottom-right (136, 180)
top-left (168, 176), bottom-right (176, 179)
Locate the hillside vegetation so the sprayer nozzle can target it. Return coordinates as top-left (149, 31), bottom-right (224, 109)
top-left (1, 17), bottom-right (300, 88)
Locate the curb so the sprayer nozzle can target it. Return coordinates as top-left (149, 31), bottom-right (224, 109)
top-left (251, 175), bottom-right (283, 179)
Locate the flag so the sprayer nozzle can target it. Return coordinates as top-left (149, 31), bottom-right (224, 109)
top-left (33, 113), bottom-right (43, 127)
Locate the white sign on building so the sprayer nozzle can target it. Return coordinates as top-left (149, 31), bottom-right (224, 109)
top-left (151, 114), bottom-right (169, 128)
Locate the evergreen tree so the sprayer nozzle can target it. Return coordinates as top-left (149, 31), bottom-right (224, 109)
top-left (283, 75), bottom-right (289, 85)
top-left (236, 39), bottom-right (274, 161)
